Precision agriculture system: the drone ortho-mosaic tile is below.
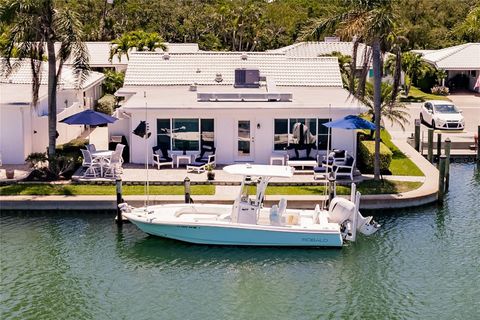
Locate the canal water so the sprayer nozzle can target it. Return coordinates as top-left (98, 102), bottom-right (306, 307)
top-left (1, 163), bottom-right (479, 319)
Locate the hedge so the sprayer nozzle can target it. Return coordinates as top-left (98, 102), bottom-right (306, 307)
top-left (95, 94), bottom-right (116, 115)
top-left (358, 140), bottom-right (393, 174)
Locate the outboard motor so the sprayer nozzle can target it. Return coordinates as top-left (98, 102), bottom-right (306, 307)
top-left (328, 197), bottom-right (380, 241)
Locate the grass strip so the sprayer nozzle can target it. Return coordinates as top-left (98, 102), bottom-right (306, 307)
top-left (380, 130), bottom-right (424, 176)
top-left (0, 184), bottom-right (215, 196)
top-left (400, 86), bottom-right (450, 102)
top-left (257, 180), bottom-right (422, 196)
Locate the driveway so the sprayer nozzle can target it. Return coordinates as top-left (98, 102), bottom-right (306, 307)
top-left (385, 93), bottom-right (480, 141)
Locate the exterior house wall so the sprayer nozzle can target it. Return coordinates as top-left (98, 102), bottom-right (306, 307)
top-left (122, 107), bottom-right (356, 165)
top-left (83, 83), bottom-right (103, 108)
top-left (0, 105), bottom-right (29, 164)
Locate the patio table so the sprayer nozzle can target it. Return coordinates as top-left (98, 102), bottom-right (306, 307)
top-left (176, 154), bottom-right (192, 168)
top-left (91, 150), bottom-right (114, 177)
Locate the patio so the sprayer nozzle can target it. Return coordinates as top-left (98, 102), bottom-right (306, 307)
top-left (72, 163), bottom-right (364, 185)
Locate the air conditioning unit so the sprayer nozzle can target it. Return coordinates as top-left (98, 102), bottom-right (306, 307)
top-left (234, 68), bottom-right (260, 88)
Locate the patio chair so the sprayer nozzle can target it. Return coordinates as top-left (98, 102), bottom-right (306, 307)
top-left (333, 156), bottom-right (356, 180)
top-left (86, 144), bottom-right (96, 154)
top-left (114, 143), bottom-right (126, 166)
top-left (104, 144), bottom-right (125, 178)
top-left (194, 145), bottom-right (216, 165)
top-left (187, 154), bottom-right (216, 173)
top-left (152, 146), bottom-right (173, 169)
top-left (80, 149), bottom-right (101, 178)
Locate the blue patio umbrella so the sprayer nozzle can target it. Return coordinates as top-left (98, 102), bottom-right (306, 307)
top-left (60, 109), bottom-right (117, 126)
top-left (321, 115), bottom-right (376, 163)
top-left (60, 109), bottom-right (117, 143)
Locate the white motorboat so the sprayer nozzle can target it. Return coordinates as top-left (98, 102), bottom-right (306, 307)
top-left (120, 164), bottom-right (380, 247)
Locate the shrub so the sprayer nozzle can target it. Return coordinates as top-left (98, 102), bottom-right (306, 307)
top-left (430, 85), bottom-right (449, 96)
top-left (103, 70), bottom-right (125, 94)
top-left (358, 140), bottom-right (393, 174)
top-left (95, 94), bottom-right (116, 115)
top-left (24, 153), bottom-right (76, 180)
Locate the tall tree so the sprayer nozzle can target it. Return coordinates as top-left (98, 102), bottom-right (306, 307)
top-left (304, 0), bottom-right (397, 180)
top-left (0, 0), bottom-right (89, 160)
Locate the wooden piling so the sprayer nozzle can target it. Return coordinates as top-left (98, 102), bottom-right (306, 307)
top-left (116, 178), bottom-right (123, 226)
top-left (444, 138), bottom-right (451, 191)
top-left (436, 133), bottom-right (442, 160)
top-left (427, 128), bottom-right (434, 163)
top-left (438, 155), bottom-right (446, 204)
top-left (414, 119), bottom-right (421, 151)
top-left (184, 177), bottom-right (191, 203)
top-left (477, 125), bottom-right (480, 162)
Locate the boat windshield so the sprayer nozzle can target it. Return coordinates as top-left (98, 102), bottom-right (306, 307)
top-left (434, 104), bottom-right (459, 114)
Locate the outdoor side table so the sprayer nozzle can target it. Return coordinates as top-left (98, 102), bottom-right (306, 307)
top-left (91, 150), bottom-right (114, 177)
top-left (176, 154), bottom-right (192, 168)
top-left (270, 155), bottom-right (285, 165)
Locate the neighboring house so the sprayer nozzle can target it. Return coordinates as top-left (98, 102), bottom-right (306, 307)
top-left (60, 42), bottom-right (200, 73)
top-left (110, 51), bottom-right (367, 165)
top-left (413, 43), bottom-right (480, 93)
top-left (0, 60), bottom-right (104, 164)
top-left (268, 40), bottom-right (397, 81)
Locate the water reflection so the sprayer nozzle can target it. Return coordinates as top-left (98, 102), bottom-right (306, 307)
top-left (117, 232), bottom-right (343, 268)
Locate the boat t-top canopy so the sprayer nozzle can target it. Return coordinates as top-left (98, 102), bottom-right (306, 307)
top-left (223, 164), bottom-right (294, 178)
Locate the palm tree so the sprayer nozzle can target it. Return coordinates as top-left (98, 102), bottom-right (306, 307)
top-left (363, 82), bottom-right (410, 131)
top-left (0, 0), bottom-right (89, 161)
top-left (303, 0), bottom-right (397, 180)
top-left (109, 31), bottom-right (167, 62)
top-left (401, 51), bottom-right (429, 96)
top-left (452, 6), bottom-right (480, 42)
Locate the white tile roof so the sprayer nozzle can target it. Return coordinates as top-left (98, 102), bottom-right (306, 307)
top-left (421, 43), bottom-right (480, 70)
top-left (0, 83), bottom-right (48, 105)
top-left (0, 59), bottom-right (104, 89)
top-left (123, 52), bottom-right (342, 87)
top-left (58, 42), bottom-right (200, 67)
top-left (267, 41), bottom-right (371, 69)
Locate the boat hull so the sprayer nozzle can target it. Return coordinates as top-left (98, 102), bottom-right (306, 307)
top-left (129, 220), bottom-right (343, 247)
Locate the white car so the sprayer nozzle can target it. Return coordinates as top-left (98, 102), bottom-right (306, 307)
top-left (420, 100), bottom-right (465, 130)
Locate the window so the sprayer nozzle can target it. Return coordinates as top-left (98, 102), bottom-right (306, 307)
top-left (172, 118), bottom-right (199, 151)
top-left (317, 119), bottom-right (331, 151)
top-left (156, 118), bottom-right (214, 152)
top-left (200, 119), bottom-right (215, 148)
top-left (157, 119), bottom-right (171, 150)
top-left (274, 118), bottom-right (330, 151)
top-left (471, 70), bottom-right (477, 78)
top-left (274, 119), bottom-right (288, 150)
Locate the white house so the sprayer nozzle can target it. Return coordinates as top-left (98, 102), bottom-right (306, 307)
top-left (0, 60), bottom-right (104, 164)
top-left (110, 51), bottom-right (367, 165)
top-left (60, 42), bottom-right (200, 72)
top-left (413, 43), bottom-right (480, 93)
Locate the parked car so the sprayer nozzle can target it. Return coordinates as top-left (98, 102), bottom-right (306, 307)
top-left (420, 100), bottom-right (465, 130)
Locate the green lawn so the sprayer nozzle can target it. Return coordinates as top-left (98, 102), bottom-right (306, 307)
top-left (0, 184), bottom-right (215, 196)
top-left (400, 86), bottom-right (450, 102)
top-left (380, 130), bottom-right (424, 176)
top-left (261, 180), bottom-right (422, 195)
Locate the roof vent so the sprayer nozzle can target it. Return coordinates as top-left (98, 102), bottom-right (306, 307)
top-left (189, 83), bottom-right (197, 91)
top-left (196, 68), bottom-right (201, 73)
top-left (215, 73), bottom-right (223, 83)
top-left (234, 68), bottom-right (260, 88)
top-left (241, 52), bottom-right (248, 60)
top-left (163, 53), bottom-right (170, 60)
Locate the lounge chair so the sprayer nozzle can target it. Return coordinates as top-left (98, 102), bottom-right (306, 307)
top-left (152, 146), bottom-right (173, 169)
top-left (333, 156), bottom-right (356, 180)
top-left (187, 154), bottom-right (216, 173)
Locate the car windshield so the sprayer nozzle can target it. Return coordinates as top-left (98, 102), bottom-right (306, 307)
top-left (434, 104), bottom-right (459, 113)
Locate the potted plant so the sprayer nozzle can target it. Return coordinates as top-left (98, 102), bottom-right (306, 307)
top-left (5, 169), bottom-right (14, 179)
top-left (206, 164), bottom-right (215, 180)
